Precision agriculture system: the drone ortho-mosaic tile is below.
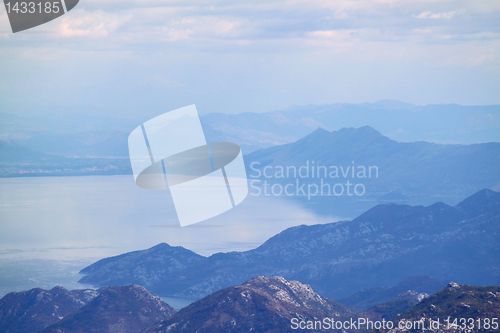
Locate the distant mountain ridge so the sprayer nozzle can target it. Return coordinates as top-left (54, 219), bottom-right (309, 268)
top-left (1, 278), bottom-right (497, 333)
top-left (0, 137), bottom-right (131, 178)
top-left (2, 102), bottom-right (499, 179)
top-left (245, 126), bottom-right (500, 200)
top-left (202, 102), bottom-right (500, 150)
top-left (359, 290), bottom-right (429, 321)
top-left (2, 101), bottom-right (499, 159)
top-left (17, 131), bottom-right (130, 158)
top-left (78, 189), bottom-right (500, 301)
top-left (0, 139), bottom-right (61, 163)
top-left (338, 276), bottom-right (449, 311)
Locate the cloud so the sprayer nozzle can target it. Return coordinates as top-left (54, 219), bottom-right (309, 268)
top-left (0, 0), bottom-right (492, 48)
top-left (142, 75), bottom-right (186, 88)
top-left (58, 10), bottom-right (132, 37)
top-left (413, 10), bottom-right (461, 19)
top-left (0, 0), bottom-right (499, 112)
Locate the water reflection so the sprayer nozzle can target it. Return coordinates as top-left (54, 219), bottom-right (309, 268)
top-left (0, 175), bottom-right (343, 261)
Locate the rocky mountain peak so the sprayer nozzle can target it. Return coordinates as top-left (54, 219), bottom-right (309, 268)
top-left (388, 284), bottom-right (500, 333)
top-left (39, 285), bottom-right (176, 333)
top-left (242, 276), bottom-right (334, 313)
top-left (457, 188), bottom-right (500, 217)
top-left (0, 286), bottom-right (99, 333)
top-left (145, 275), bottom-right (354, 333)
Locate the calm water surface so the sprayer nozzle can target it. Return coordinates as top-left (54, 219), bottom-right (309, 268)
top-left (0, 175), bottom-right (350, 300)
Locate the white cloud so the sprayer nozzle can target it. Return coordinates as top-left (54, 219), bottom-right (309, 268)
top-left (413, 10), bottom-right (460, 19)
top-left (1, 0), bottom-right (490, 47)
top-left (1, 0), bottom-right (499, 112)
top-left (57, 10), bottom-right (132, 37)
top-left (142, 75), bottom-right (186, 88)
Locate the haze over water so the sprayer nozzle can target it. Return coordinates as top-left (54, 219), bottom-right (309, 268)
top-left (0, 175), bottom-right (352, 297)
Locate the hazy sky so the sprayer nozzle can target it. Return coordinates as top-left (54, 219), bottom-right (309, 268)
top-left (0, 0), bottom-right (499, 117)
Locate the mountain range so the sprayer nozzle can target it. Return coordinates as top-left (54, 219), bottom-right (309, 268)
top-left (146, 279), bottom-right (499, 333)
top-left (0, 285), bottom-right (176, 333)
top-left (0, 139), bottom-right (62, 164)
top-left (338, 275), bottom-right (449, 311)
top-left (2, 278), bottom-right (497, 333)
top-left (144, 276), bottom-right (354, 333)
top-left (1, 102), bottom-right (499, 184)
top-left (377, 283), bottom-right (500, 333)
top-left (244, 126), bottom-right (500, 201)
top-left (18, 131), bottom-right (131, 158)
top-left (0, 286), bottom-right (98, 333)
top-left (0, 276), bottom-right (425, 333)
top-left (201, 101), bottom-right (500, 149)
top-left (2, 124), bottom-right (498, 210)
top-left (78, 188), bottom-right (500, 301)
top-left (0, 138), bottom-right (131, 177)
top-left (2, 101), bottom-right (499, 160)
top-left (359, 290), bottom-right (429, 322)
top-left (39, 285), bottom-right (176, 333)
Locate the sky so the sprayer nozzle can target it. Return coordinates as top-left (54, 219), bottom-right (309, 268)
top-left (0, 0), bottom-right (499, 118)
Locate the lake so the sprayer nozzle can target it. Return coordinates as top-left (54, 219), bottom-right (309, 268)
top-left (0, 175), bottom-right (361, 302)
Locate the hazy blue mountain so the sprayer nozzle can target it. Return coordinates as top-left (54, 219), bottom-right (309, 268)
top-left (245, 126), bottom-right (500, 200)
top-left (2, 102), bottom-right (499, 178)
top-left (0, 155), bottom-right (131, 177)
top-left (3, 102), bottom-right (499, 159)
top-left (143, 276), bottom-right (355, 333)
top-left (39, 285), bottom-right (176, 333)
top-left (0, 286), bottom-right (98, 333)
top-left (0, 137), bottom-right (131, 177)
top-left (201, 121), bottom-right (266, 154)
top-left (78, 189), bottom-right (500, 301)
top-left (377, 191), bottom-right (410, 203)
top-left (0, 112), bottom-right (141, 138)
top-left (16, 131), bottom-right (130, 157)
top-left (202, 102), bottom-right (500, 151)
top-left (0, 139), bottom-right (62, 163)
top-left (338, 276), bottom-right (449, 311)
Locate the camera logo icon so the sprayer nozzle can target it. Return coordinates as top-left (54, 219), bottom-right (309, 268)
top-left (128, 105), bottom-right (248, 227)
